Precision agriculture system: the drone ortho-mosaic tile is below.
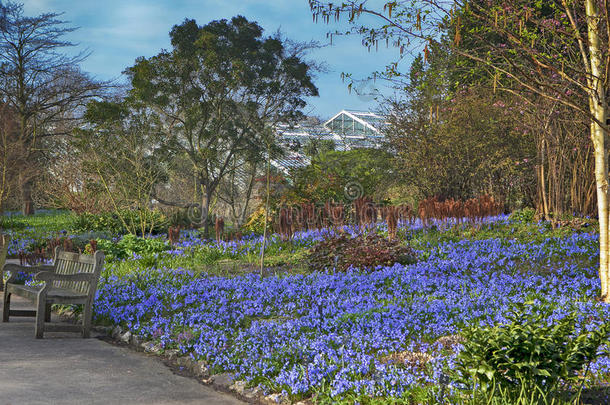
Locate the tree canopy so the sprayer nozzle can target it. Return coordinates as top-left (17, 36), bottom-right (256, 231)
top-left (127, 16), bottom-right (319, 235)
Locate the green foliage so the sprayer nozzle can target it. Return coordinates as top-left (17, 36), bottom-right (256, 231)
top-left (286, 148), bottom-right (395, 203)
top-left (126, 16), bottom-right (319, 227)
top-left (308, 232), bottom-right (417, 272)
top-left (510, 208), bottom-right (537, 223)
top-left (73, 212), bottom-right (123, 235)
top-left (452, 303), bottom-right (610, 403)
top-left (73, 210), bottom-right (168, 236)
top-left (96, 234), bottom-right (169, 261)
top-left (242, 206), bottom-right (273, 235)
top-left (0, 215), bottom-right (26, 230)
top-left (303, 137), bottom-right (336, 158)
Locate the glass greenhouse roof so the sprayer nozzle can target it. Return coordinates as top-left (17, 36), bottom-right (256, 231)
top-left (274, 110), bottom-right (387, 172)
top-left (324, 110), bottom-right (386, 140)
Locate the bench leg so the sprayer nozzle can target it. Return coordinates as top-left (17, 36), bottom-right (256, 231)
top-left (45, 304), bottom-right (52, 322)
top-left (82, 303), bottom-right (92, 338)
top-left (35, 296), bottom-right (46, 339)
top-left (2, 291), bottom-right (10, 322)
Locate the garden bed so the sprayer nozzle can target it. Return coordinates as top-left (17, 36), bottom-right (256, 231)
top-left (5, 211), bottom-right (608, 403)
top-left (91, 221), bottom-right (607, 403)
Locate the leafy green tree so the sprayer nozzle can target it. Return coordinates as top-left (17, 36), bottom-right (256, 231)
top-left (127, 16), bottom-right (318, 236)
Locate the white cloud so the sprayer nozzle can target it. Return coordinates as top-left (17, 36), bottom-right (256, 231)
top-left (21, 0), bottom-right (53, 14)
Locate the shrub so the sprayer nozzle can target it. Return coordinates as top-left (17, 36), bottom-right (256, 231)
top-left (166, 208), bottom-right (197, 229)
top-left (509, 207), bottom-right (536, 223)
top-left (69, 231), bottom-right (112, 251)
top-left (96, 234), bottom-right (169, 261)
top-left (242, 206), bottom-right (274, 235)
top-left (452, 303), bottom-right (610, 403)
top-left (73, 212), bottom-right (123, 234)
top-left (73, 210), bottom-right (168, 235)
top-left (308, 232), bottom-right (417, 272)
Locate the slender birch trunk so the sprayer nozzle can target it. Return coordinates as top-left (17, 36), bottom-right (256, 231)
top-left (586, 0), bottom-right (610, 300)
top-left (260, 148), bottom-right (271, 276)
top-left (539, 137), bottom-right (550, 220)
top-left (591, 112), bottom-right (608, 299)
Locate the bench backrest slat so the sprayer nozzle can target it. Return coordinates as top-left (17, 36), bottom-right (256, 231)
top-left (52, 247), bottom-right (104, 295)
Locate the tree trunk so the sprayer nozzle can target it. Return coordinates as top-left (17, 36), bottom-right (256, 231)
top-left (202, 190), bottom-right (211, 239)
top-left (20, 174), bottom-right (35, 216)
top-left (591, 105), bottom-right (608, 300)
top-left (586, 0), bottom-right (609, 301)
top-left (539, 136), bottom-right (550, 220)
top-left (260, 152), bottom-right (271, 275)
top-left (239, 164), bottom-right (258, 226)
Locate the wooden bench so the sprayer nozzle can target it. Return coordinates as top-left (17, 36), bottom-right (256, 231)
top-left (2, 247), bottom-right (105, 338)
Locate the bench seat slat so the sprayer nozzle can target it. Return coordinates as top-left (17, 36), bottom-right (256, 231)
top-left (7, 284), bottom-right (88, 300)
top-left (43, 323), bottom-right (83, 333)
top-left (7, 310), bottom-right (36, 317)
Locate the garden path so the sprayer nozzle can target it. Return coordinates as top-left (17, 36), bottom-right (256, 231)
top-left (0, 274), bottom-right (244, 405)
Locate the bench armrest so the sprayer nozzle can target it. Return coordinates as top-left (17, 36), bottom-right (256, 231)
top-left (3, 263), bottom-right (55, 285)
top-left (35, 272), bottom-right (96, 283)
top-left (3, 263), bottom-right (54, 274)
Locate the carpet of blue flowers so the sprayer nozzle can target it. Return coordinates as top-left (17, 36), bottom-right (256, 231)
top-left (83, 218), bottom-right (609, 403)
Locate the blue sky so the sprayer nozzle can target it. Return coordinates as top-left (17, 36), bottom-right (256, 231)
top-left (22, 0), bottom-right (411, 119)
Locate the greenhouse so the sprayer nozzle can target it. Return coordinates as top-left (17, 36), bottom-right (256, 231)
top-left (273, 110), bottom-right (386, 172)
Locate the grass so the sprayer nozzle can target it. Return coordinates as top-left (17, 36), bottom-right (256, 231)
top-left (2, 210), bottom-right (596, 278)
top-left (0, 209), bottom-right (311, 275)
top-left (0, 209), bottom-right (75, 233)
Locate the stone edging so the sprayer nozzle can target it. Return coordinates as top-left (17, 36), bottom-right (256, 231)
top-left (92, 325), bottom-right (310, 405)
